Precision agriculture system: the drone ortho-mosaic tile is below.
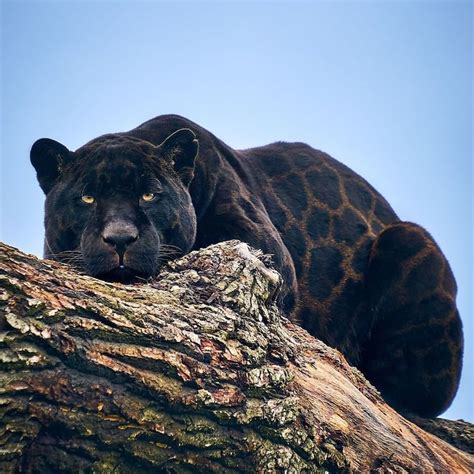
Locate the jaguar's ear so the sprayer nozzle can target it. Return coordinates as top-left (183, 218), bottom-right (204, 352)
top-left (30, 138), bottom-right (73, 194)
top-left (158, 128), bottom-right (199, 186)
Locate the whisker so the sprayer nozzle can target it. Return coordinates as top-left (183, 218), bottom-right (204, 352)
top-left (47, 247), bottom-right (87, 272)
top-left (160, 243), bottom-right (184, 253)
top-left (133, 275), bottom-right (152, 283)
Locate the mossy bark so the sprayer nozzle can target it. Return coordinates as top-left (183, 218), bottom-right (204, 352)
top-left (0, 241), bottom-right (472, 473)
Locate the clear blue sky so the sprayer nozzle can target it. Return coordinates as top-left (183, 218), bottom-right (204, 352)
top-left (1, 1), bottom-right (472, 421)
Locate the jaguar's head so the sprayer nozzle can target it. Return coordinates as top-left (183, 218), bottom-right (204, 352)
top-left (31, 129), bottom-right (199, 282)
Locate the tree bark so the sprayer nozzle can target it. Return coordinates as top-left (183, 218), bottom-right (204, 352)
top-left (0, 240), bottom-right (472, 473)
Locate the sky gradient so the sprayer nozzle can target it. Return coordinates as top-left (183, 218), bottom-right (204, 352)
top-left (1, 1), bottom-right (472, 421)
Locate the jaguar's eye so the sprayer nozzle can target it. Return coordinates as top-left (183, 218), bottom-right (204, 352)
top-left (142, 193), bottom-right (156, 202)
top-left (81, 195), bottom-right (95, 204)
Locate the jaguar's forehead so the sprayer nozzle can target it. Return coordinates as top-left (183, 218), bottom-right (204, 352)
top-left (71, 137), bottom-right (169, 193)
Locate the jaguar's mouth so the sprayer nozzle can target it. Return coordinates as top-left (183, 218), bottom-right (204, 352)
top-left (98, 265), bottom-right (150, 283)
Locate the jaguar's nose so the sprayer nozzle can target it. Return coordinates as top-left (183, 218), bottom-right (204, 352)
top-left (102, 222), bottom-right (138, 256)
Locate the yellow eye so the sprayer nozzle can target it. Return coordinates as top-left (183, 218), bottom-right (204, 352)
top-left (81, 195), bottom-right (95, 204)
top-left (142, 193), bottom-right (156, 202)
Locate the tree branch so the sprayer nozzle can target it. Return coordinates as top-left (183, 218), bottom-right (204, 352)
top-left (0, 241), bottom-right (472, 472)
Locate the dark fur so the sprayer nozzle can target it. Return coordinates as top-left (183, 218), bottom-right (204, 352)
top-left (31, 114), bottom-right (463, 416)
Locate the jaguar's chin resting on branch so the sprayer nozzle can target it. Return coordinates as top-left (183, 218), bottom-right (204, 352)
top-left (31, 113), bottom-right (463, 418)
